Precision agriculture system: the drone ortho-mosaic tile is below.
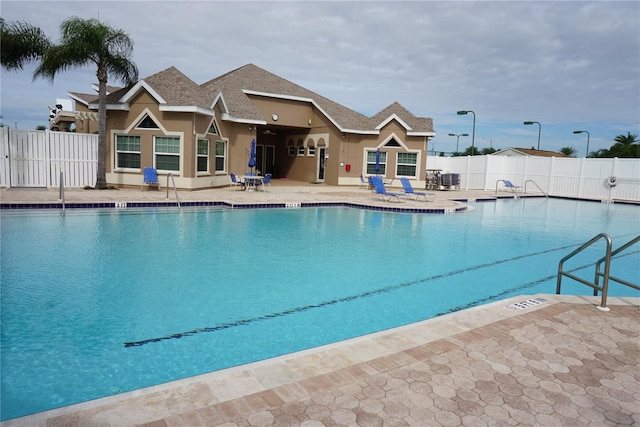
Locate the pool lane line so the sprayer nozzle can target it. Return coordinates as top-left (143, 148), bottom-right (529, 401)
top-left (123, 242), bottom-right (639, 348)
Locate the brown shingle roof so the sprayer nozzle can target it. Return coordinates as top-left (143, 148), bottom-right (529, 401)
top-left (370, 101), bottom-right (434, 133)
top-left (95, 63), bottom-right (434, 133)
top-left (503, 147), bottom-right (569, 157)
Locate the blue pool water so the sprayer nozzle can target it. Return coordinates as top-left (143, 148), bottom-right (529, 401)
top-left (1, 198), bottom-right (639, 420)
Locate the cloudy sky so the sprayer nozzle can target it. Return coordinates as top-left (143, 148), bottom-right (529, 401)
top-left (2, 1), bottom-right (639, 156)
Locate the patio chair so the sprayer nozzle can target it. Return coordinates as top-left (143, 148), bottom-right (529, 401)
top-left (400, 177), bottom-right (435, 202)
top-left (141, 167), bottom-right (160, 190)
top-left (503, 180), bottom-right (521, 191)
top-left (229, 173), bottom-right (245, 190)
top-left (359, 174), bottom-right (369, 189)
top-left (371, 176), bottom-right (406, 202)
top-left (255, 173), bottom-right (272, 192)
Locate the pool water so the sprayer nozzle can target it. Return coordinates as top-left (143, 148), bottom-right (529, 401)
top-left (1, 198), bottom-right (638, 420)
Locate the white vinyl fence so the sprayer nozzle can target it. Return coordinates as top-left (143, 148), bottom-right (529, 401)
top-left (0, 127), bottom-right (98, 188)
top-left (426, 155), bottom-right (640, 202)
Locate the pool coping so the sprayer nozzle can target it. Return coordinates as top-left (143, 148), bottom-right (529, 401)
top-left (2, 293), bottom-right (638, 426)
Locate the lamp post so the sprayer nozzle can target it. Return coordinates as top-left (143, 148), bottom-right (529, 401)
top-left (448, 133), bottom-right (469, 153)
top-left (457, 110), bottom-right (476, 153)
top-left (523, 121), bottom-right (541, 150)
top-left (573, 130), bottom-right (590, 157)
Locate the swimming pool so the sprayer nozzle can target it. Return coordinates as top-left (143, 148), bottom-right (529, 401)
top-left (1, 198), bottom-right (638, 420)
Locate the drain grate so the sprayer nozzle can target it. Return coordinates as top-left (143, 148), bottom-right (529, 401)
top-left (506, 297), bottom-right (549, 311)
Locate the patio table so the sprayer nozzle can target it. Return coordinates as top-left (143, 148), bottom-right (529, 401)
top-left (240, 175), bottom-right (264, 191)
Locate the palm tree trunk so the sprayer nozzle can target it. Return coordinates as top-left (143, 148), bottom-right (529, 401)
top-left (95, 64), bottom-right (108, 189)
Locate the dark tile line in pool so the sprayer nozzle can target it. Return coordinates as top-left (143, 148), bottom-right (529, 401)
top-left (124, 243), bottom-right (566, 348)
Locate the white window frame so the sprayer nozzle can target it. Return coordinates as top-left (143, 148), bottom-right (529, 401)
top-left (115, 134), bottom-right (141, 170)
top-left (365, 150), bottom-right (386, 175)
top-left (214, 140), bottom-right (227, 174)
top-left (396, 151), bottom-right (419, 178)
top-left (196, 138), bottom-right (210, 175)
top-left (153, 135), bottom-right (181, 172)
top-left (307, 144), bottom-right (316, 157)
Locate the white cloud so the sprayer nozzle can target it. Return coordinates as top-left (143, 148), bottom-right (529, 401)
top-left (1, 0), bottom-right (638, 152)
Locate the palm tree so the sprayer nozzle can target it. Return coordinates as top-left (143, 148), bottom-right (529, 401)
top-left (560, 146), bottom-right (576, 157)
top-left (0, 18), bottom-right (50, 70)
top-left (34, 17), bottom-right (138, 189)
top-left (614, 132), bottom-right (638, 146)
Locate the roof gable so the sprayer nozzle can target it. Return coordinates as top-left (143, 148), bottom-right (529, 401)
top-left (371, 102), bottom-right (434, 136)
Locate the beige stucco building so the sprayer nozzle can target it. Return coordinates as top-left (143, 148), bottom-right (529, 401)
top-left (68, 64), bottom-right (435, 189)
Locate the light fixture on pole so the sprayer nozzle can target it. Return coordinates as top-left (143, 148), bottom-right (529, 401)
top-left (523, 121), bottom-right (541, 150)
top-left (573, 130), bottom-right (590, 157)
top-left (448, 133), bottom-right (469, 153)
top-left (456, 110), bottom-right (476, 152)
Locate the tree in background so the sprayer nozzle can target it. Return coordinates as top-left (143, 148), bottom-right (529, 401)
top-left (560, 146), bottom-right (576, 157)
top-left (593, 132), bottom-right (639, 158)
top-left (33, 17), bottom-right (138, 189)
top-left (0, 18), bottom-right (50, 70)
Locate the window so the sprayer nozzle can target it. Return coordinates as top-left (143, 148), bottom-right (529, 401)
top-left (307, 144), bottom-right (315, 156)
top-left (154, 136), bottom-right (180, 171)
top-left (215, 140), bottom-right (226, 172)
top-left (197, 138), bottom-right (209, 173)
top-left (396, 152), bottom-right (418, 176)
top-left (384, 138), bottom-right (401, 147)
top-left (297, 144), bottom-right (305, 156)
top-left (136, 115), bottom-right (160, 129)
top-left (115, 135), bottom-right (140, 169)
top-left (366, 150), bottom-right (386, 175)
top-left (208, 120), bottom-right (219, 135)
top-left (288, 146), bottom-right (295, 156)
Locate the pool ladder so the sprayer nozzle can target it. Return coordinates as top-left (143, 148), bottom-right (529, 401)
top-left (166, 173), bottom-right (181, 208)
top-left (524, 180), bottom-right (548, 198)
top-left (556, 233), bottom-right (640, 311)
top-left (59, 171), bottom-right (65, 212)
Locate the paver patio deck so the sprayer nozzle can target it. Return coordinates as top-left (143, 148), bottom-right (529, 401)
top-left (1, 183), bottom-right (638, 426)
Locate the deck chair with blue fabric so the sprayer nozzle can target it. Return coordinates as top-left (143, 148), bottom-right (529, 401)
top-left (255, 173), bottom-right (272, 192)
top-left (371, 176), bottom-right (406, 202)
top-left (503, 180), bottom-right (521, 191)
top-left (400, 177), bottom-right (435, 202)
top-left (229, 173), bottom-right (245, 190)
top-left (141, 167), bottom-right (160, 190)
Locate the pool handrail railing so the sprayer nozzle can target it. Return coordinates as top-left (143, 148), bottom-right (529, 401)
top-left (556, 233), bottom-right (640, 311)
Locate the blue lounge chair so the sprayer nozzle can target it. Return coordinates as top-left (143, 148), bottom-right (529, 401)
top-left (371, 176), bottom-right (406, 202)
top-left (141, 167), bottom-right (160, 190)
top-left (503, 180), bottom-right (521, 191)
top-left (400, 177), bottom-right (435, 202)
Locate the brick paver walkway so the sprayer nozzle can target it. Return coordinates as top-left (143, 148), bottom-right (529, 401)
top-left (132, 302), bottom-right (638, 427)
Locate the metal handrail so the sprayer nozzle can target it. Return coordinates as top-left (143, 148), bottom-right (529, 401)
top-left (556, 233), bottom-right (612, 311)
top-left (166, 173), bottom-right (181, 208)
top-left (524, 180), bottom-right (548, 198)
top-left (59, 171), bottom-right (65, 212)
top-left (594, 235), bottom-right (640, 306)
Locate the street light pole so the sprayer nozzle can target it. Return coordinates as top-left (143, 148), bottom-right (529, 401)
top-left (523, 121), bottom-right (541, 150)
top-left (457, 110), bottom-right (476, 153)
top-left (448, 133), bottom-right (469, 153)
top-left (573, 130), bottom-right (590, 157)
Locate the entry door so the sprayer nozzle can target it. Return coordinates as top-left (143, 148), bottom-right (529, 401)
top-left (256, 145), bottom-right (275, 175)
top-left (317, 147), bottom-right (326, 182)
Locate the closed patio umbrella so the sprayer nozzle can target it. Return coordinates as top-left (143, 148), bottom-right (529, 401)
top-left (248, 138), bottom-right (256, 173)
top-left (375, 148), bottom-right (381, 175)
